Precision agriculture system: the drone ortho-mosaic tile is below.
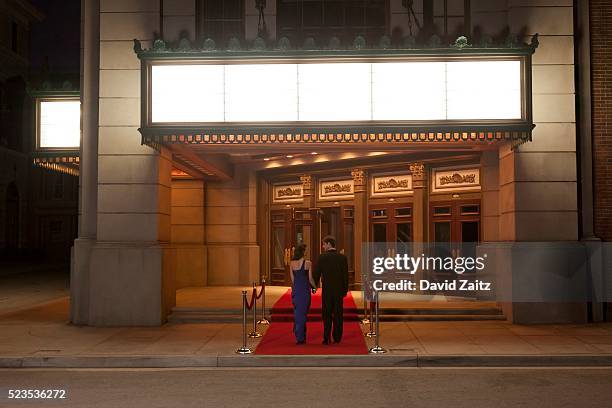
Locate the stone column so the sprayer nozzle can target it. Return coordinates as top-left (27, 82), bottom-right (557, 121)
top-left (300, 174), bottom-right (314, 209)
top-left (409, 162), bottom-right (426, 289)
top-left (83, 0), bottom-right (175, 326)
top-left (71, 0), bottom-right (99, 325)
top-left (500, 1), bottom-right (585, 323)
top-left (351, 168), bottom-right (366, 288)
top-left (409, 162), bottom-right (426, 243)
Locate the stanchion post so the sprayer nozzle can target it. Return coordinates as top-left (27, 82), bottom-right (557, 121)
top-left (365, 298), bottom-right (376, 337)
top-left (257, 277), bottom-right (270, 325)
top-left (248, 282), bottom-right (262, 338)
top-left (369, 291), bottom-right (387, 354)
top-left (236, 290), bottom-right (252, 354)
top-left (361, 295), bottom-right (370, 325)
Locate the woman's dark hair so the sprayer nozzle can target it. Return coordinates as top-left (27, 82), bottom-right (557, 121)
top-left (292, 243), bottom-right (306, 260)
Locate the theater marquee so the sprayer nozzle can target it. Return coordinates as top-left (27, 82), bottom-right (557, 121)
top-left (134, 35), bottom-right (538, 145)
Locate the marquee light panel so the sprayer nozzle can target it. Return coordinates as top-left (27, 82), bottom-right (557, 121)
top-left (150, 60), bottom-right (522, 124)
top-left (38, 100), bottom-right (81, 149)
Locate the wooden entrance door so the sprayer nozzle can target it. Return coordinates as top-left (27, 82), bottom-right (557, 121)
top-left (319, 206), bottom-right (355, 284)
top-left (270, 208), bottom-right (315, 286)
top-left (429, 200), bottom-right (481, 265)
top-left (368, 203), bottom-right (413, 258)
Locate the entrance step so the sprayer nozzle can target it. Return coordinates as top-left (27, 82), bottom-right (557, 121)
top-left (168, 306), bottom-right (505, 323)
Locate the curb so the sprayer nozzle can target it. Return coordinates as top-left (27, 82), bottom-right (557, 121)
top-left (1, 354), bottom-right (612, 368)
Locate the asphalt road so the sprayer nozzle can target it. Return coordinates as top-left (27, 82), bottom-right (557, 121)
top-left (1, 367), bottom-right (611, 408)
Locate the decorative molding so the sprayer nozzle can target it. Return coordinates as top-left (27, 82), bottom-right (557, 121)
top-left (132, 34), bottom-right (540, 59)
top-left (409, 162), bottom-right (425, 181)
top-left (319, 178), bottom-right (354, 200)
top-left (273, 183), bottom-right (303, 203)
top-left (351, 168), bottom-right (365, 185)
top-left (299, 174), bottom-right (313, 194)
top-left (431, 166), bottom-right (481, 193)
top-left (371, 173), bottom-right (413, 197)
top-left (141, 130), bottom-right (533, 147)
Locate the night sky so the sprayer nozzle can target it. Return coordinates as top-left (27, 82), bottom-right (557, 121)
top-left (29, 0), bottom-right (80, 74)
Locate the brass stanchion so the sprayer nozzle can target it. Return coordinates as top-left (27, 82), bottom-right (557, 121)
top-left (369, 291), bottom-right (387, 354)
top-left (257, 277), bottom-right (270, 325)
top-left (365, 298), bottom-right (376, 337)
top-left (360, 295), bottom-right (370, 325)
top-left (236, 290), bottom-right (252, 354)
top-left (248, 282), bottom-right (262, 338)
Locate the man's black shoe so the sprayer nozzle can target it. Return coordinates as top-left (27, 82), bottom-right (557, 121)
top-left (322, 339), bottom-right (330, 345)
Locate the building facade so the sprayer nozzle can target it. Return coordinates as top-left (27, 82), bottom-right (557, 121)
top-left (0, 0), bottom-right (78, 260)
top-left (72, 0), bottom-right (607, 326)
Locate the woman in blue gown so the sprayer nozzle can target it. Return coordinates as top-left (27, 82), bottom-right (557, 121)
top-left (290, 244), bottom-right (316, 345)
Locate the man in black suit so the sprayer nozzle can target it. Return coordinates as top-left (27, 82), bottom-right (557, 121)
top-left (313, 235), bottom-right (349, 344)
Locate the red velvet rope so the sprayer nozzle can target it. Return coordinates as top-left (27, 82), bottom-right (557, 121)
top-left (255, 281), bottom-right (265, 300)
top-left (244, 282), bottom-right (266, 310)
top-left (246, 288), bottom-right (257, 310)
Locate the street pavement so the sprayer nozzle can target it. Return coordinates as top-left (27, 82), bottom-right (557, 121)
top-left (0, 367), bottom-right (611, 408)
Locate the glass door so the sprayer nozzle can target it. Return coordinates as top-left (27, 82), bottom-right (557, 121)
top-left (270, 208), bottom-right (314, 286)
top-left (368, 203), bottom-right (413, 258)
top-left (318, 206), bottom-right (355, 284)
top-left (429, 200), bottom-right (481, 273)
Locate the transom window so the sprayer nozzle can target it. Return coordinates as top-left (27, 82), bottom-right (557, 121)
top-left (196, 0), bottom-right (244, 43)
top-left (277, 0), bottom-right (388, 45)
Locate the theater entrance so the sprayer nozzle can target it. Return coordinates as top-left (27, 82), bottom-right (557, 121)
top-left (270, 205), bottom-right (354, 286)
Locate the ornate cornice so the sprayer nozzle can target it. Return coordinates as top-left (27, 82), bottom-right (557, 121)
top-left (133, 34), bottom-right (539, 60)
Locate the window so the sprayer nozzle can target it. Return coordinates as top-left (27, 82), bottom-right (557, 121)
top-left (196, 0), bottom-right (244, 43)
top-left (277, 0), bottom-right (388, 46)
top-left (424, 0), bottom-right (470, 39)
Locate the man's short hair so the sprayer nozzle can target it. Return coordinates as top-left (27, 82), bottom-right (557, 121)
top-left (323, 235), bottom-right (336, 248)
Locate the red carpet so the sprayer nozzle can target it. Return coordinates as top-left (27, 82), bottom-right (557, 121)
top-left (255, 289), bottom-right (368, 355)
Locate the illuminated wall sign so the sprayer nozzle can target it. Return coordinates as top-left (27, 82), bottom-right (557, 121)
top-left (319, 178), bottom-right (354, 201)
top-left (149, 60), bottom-right (523, 124)
top-left (273, 183), bottom-right (303, 203)
top-left (431, 166), bottom-right (481, 193)
top-left (37, 99), bottom-right (81, 149)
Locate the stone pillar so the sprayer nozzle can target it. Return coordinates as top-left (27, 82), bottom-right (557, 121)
top-left (171, 179), bottom-right (207, 288)
top-left (300, 174), bottom-right (314, 209)
top-left (500, 1), bottom-right (586, 323)
top-left (206, 165), bottom-right (259, 285)
top-left (409, 162), bottom-right (426, 290)
top-left (480, 151), bottom-right (500, 242)
top-left (351, 168), bottom-right (367, 288)
top-left (71, 0), bottom-right (99, 325)
top-left (78, 0), bottom-right (175, 326)
top-left (409, 162), bottom-right (426, 243)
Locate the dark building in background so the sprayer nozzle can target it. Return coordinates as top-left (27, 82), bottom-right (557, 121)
top-left (0, 0), bottom-right (79, 261)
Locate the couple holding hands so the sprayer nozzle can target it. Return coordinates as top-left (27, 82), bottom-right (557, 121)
top-left (289, 236), bottom-right (349, 345)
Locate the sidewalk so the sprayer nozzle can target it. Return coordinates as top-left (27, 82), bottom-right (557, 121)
top-left (1, 297), bottom-right (612, 368)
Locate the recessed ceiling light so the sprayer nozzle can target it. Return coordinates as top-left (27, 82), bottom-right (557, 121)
top-left (286, 155), bottom-right (294, 158)
top-left (311, 152), bottom-right (318, 155)
top-left (263, 158), bottom-right (270, 161)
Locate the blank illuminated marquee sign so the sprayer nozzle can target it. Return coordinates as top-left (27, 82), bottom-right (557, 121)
top-left (150, 60), bottom-right (523, 123)
top-left (38, 99), bottom-right (81, 149)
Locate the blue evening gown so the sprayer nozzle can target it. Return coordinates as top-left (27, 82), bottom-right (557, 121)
top-left (291, 260), bottom-right (311, 343)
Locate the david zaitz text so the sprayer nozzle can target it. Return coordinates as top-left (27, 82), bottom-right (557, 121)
top-left (368, 253), bottom-right (493, 293)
